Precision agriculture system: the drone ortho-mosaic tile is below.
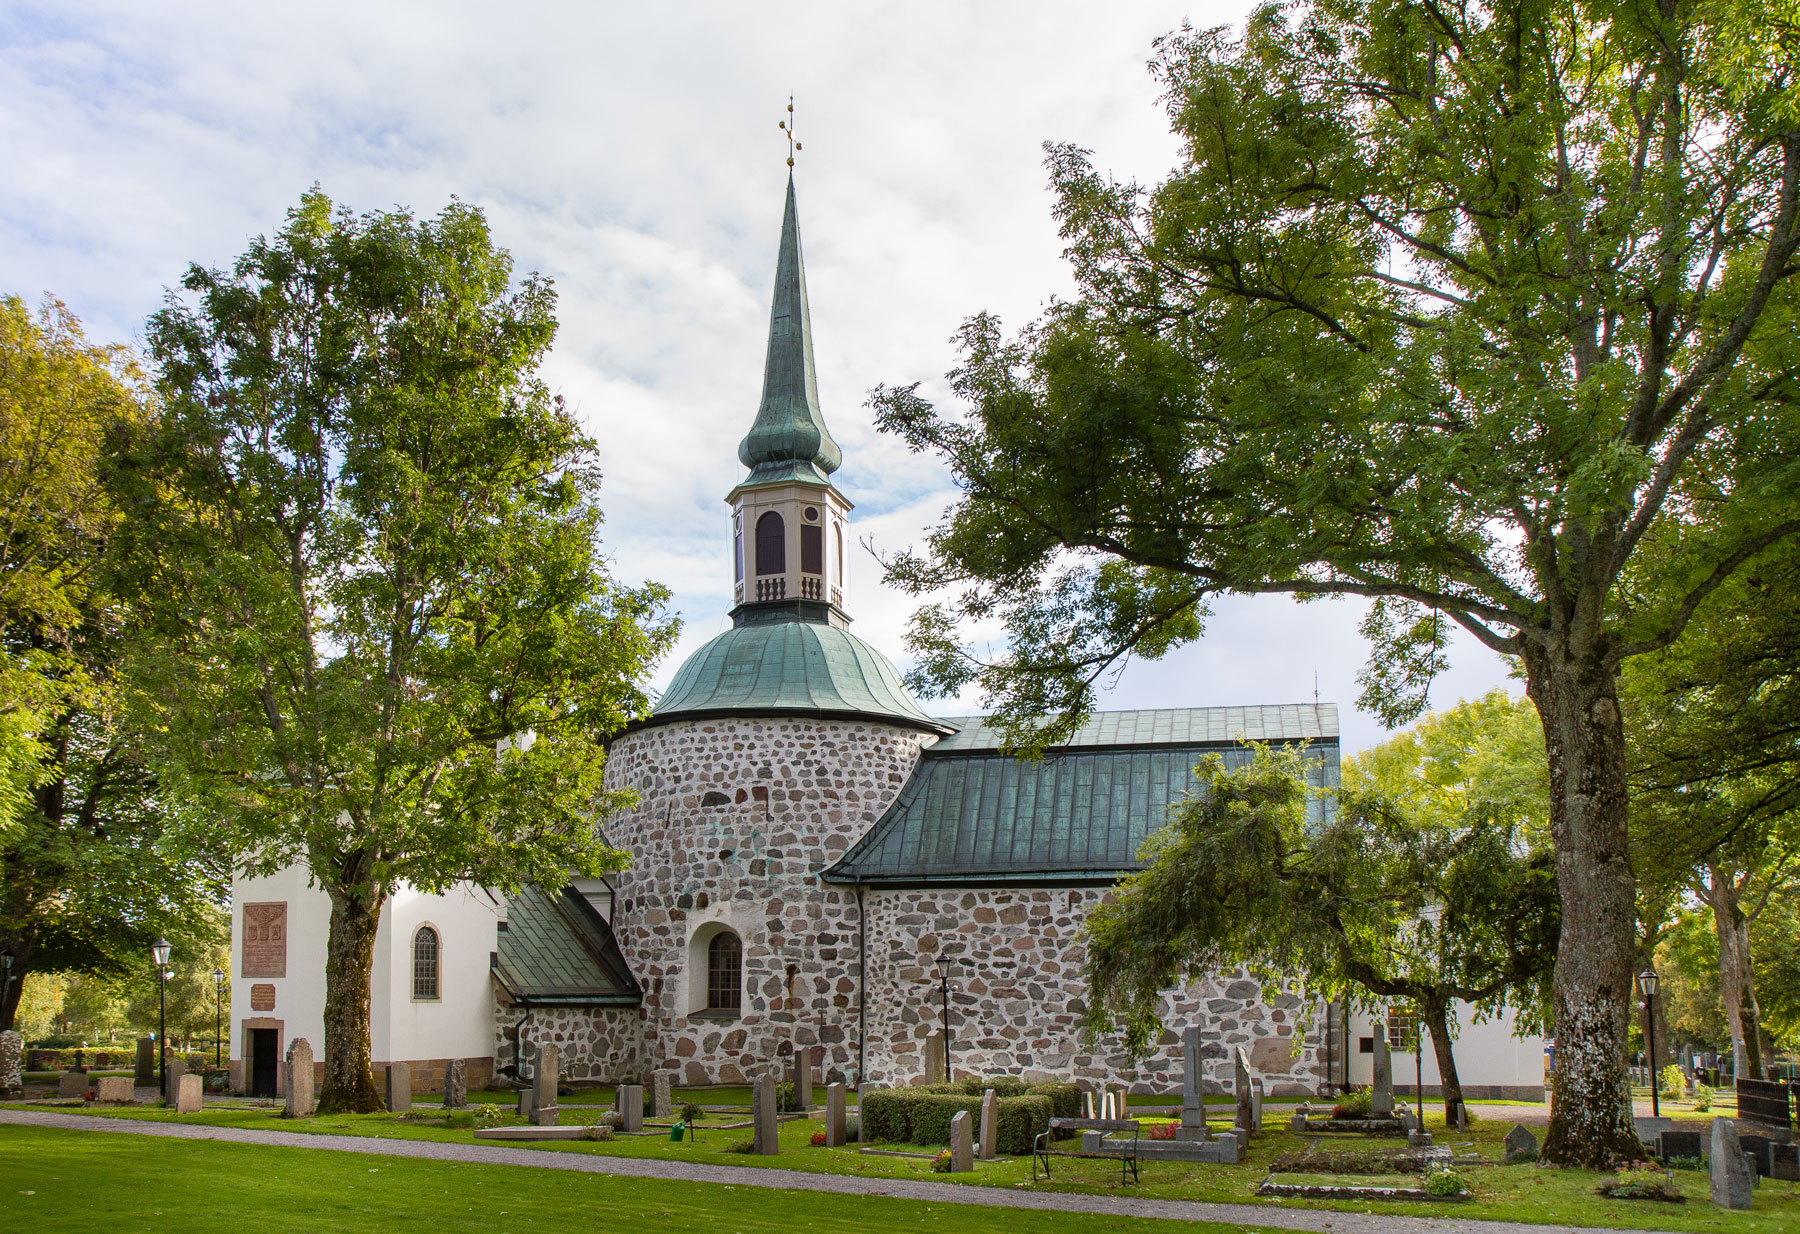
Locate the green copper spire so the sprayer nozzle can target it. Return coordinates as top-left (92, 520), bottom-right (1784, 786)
top-left (738, 173), bottom-right (843, 485)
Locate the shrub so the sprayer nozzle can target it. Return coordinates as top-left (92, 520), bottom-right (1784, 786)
top-left (860, 1089), bottom-right (1052, 1154)
top-left (597, 1110), bottom-right (621, 1128)
top-left (585, 1123), bottom-right (614, 1142)
top-left (1026, 1082), bottom-right (1081, 1120)
top-left (810, 1131), bottom-right (827, 1146)
top-left (1597, 1163), bottom-right (1683, 1202)
top-left (726, 1138), bottom-right (757, 1154)
top-left (1423, 1164), bottom-right (1466, 1196)
top-left (776, 1081), bottom-right (801, 1113)
top-left (1332, 1086), bottom-right (1373, 1118)
top-left (930, 1149), bottom-right (953, 1173)
top-left (1665, 1156), bottom-right (1704, 1172)
top-left (1147, 1121), bottom-right (1177, 1141)
top-left (680, 1101), bottom-right (706, 1124)
top-left (1658, 1064), bottom-right (1686, 1099)
top-left (955, 1075), bottom-right (1028, 1098)
top-left (1693, 1085), bottom-right (1713, 1112)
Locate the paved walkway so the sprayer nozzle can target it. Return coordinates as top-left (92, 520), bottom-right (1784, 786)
top-left (0, 1109), bottom-right (1685, 1234)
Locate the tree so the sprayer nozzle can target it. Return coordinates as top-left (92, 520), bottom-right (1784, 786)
top-left (0, 295), bottom-right (223, 1032)
top-left (1082, 738), bottom-right (1559, 1119)
top-left (873, 1), bottom-right (1800, 1164)
top-left (133, 191), bottom-right (678, 1112)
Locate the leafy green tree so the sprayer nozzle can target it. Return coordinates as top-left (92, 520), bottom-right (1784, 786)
top-left (0, 295), bottom-right (224, 1032)
top-left (1082, 738), bottom-right (1558, 1118)
top-left (132, 191), bottom-right (678, 1112)
top-left (874, 1), bottom-right (1800, 1162)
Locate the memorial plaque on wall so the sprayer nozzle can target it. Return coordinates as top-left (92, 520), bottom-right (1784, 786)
top-left (242, 902), bottom-right (288, 977)
top-left (250, 984), bottom-right (276, 1012)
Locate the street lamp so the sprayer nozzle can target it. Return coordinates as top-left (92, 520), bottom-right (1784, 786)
top-left (152, 938), bottom-right (172, 1099)
top-left (933, 953), bottom-right (954, 1082)
top-left (212, 968), bottom-right (225, 1070)
top-left (1639, 967), bottom-right (1661, 1118)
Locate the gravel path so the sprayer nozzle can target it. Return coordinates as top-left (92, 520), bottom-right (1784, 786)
top-left (0, 1108), bottom-right (1685, 1234)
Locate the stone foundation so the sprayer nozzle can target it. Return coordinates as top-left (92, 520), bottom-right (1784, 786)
top-left (495, 1006), bottom-right (644, 1084)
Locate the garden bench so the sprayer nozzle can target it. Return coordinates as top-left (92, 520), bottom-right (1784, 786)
top-left (1032, 1117), bottom-right (1140, 1185)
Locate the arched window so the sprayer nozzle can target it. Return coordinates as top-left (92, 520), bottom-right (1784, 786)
top-left (707, 931), bottom-right (742, 1012)
top-left (412, 926), bottom-right (440, 1000)
top-left (734, 516), bottom-right (743, 583)
top-left (835, 523), bottom-right (844, 582)
top-left (755, 511), bottom-right (785, 576)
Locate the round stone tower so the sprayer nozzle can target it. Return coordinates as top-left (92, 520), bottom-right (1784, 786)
top-left (602, 173), bottom-right (950, 1086)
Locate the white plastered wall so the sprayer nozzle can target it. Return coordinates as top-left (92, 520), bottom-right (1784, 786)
top-left (1345, 1004), bottom-right (1547, 1100)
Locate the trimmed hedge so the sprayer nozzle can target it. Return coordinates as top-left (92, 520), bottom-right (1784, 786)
top-left (23, 1049), bottom-right (137, 1071)
top-left (861, 1089), bottom-right (1053, 1155)
top-left (1027, 1082), bottom-right (1081, 1120)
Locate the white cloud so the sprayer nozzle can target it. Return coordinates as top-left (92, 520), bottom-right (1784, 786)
top-left (1, 0), bottom-right (1520, 753)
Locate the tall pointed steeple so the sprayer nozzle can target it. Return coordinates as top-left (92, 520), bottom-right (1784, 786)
top-left (737, 173), bottom-right (843, 485)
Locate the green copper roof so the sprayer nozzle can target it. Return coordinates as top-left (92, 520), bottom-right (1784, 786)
top-left (824, 705), bottom-right (1340, 886)
top-left (493, 884), bottom-right (641, 1007)
top-left (648, 621), bottom-right (951, 733)
top-left (737, 173), bottom-right (843, 486)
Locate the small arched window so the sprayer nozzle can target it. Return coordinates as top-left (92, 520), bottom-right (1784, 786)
top-left (412, 926), bottom-right (440, 1000)
top-left (734, 516), bottom-right (743, 583)
top-left (707, 931), bottom-right (742, 1012)
top-left (755, 511), bottom-right (785, 576)
top-left (835, 523), bottom-right (844, 582)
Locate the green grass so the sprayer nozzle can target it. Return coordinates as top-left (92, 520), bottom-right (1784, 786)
top-left (0, 1123), bottom-right (1248, 1234)
top-left (11, 1101), bottom-right (1798, 1230)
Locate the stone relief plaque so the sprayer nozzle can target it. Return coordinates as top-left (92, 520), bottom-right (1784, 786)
top-left (250, 984), bottom-right (276, 1012)
top-left (242, 902), bottom-right (288, 978)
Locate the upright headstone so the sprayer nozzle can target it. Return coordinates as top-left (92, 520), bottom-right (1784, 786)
top-left (1179, 1025), bottom-right (1208, 1141)
top-left (95, 1076), bottom-right (133, 1103)
top-left (1656, 1127), bottom-right (1704, 1162)
top-left (949, 1109), bottom-right (974, 1172)
top-left (1503, 1123), bottom-right (1538, 1164)
top-left (1233, 1047), bottom-right (1254, 1136)
top-left (385, 1061), bottom-right (413, 1113)
top-left (615, 1083), bottom-right (642, 1134)
top-left (164, 1053), bottom-right (188, 1104)
top-left (1770, 1142), bottom-right (1799, 1183)
top-left (978, 1088), bottom-right (998, 1159)
top-left (1371, 1023), bottom-right (1394, 1117)
top-left (825, 1081), bottom-right (847, 1147)
top-left (58, 1070), bottom-right (89, 1098)
top-left (651, 1070), bottom-right (673, 1119)
top-left (752, 1073), bottom-right (779, 1155)
top-left (1710, 1117), bottom-right (1753, 1209)
top-left (443, 1058), bottom-right (467, 1109)
top-left (532, 1045), bottom-right (560, 1127)
top-left (1213, 1127), bottom-right (1246, 1163)
top-left (797, 1046), bottom-right (816, 1110)
top-left (174, 1072), bottom-right (203, 1113)
top-left (923, 1032), bottom-right (946, 1085)
top-left (133, 1036), bottom-right (155, 1087)
top-left (516, 1087), bottom-right (536, 1119)
top-left (1250, 1078), bottom-right (1264, 1133)
top-left (856, 1083), bottom-right (870, 1142)
top-left (283, 1038), bottom-right (315, 1118)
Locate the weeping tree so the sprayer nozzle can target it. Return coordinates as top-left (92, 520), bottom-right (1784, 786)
top-left (874, 0), bottom-right (1800, 1163)
top-left (1082, 744), bottom-right (1559, 1120)
top-left (129, 191), bottom-right (677, 1111)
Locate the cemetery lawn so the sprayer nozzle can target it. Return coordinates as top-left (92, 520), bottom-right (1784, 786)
top-left (0, 1123), bottom-right (1242, 1234)
top-left (13, 1103), bottom-right (1798, 1231)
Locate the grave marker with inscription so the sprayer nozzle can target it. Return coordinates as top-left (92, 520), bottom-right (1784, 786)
top-left (535, 1045), bottom-right (562, 1127)
top-left (949, 1109), bottom-right (974, 1172)
top-left (444, 1058), bottom-right (467, 1109)
top-left (174, 1072), bottom-right (203, 1113)
top-left (825, 1082), bottom-right (847, 1147)
top-left (284, 1038), bottom-right (315, 1118)
top-left (978, 1088), bottom-right (998, 1159)
top-left (753, 1073), bottom-right (779, 1155)
top-left (1179, 1025), bottom-right (1208, 1141)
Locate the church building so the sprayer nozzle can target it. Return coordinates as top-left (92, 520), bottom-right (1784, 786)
top-left (226, 174), bottom-right (1545, 1103)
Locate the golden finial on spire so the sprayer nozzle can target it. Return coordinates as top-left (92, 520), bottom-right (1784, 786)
top-left (778, 95), bottom-right (802, 167)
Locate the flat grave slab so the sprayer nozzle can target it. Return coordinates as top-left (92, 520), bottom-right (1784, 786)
top-left (473, 1126), bottom-right (593, 1142)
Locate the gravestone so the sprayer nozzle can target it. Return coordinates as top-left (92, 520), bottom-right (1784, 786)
top-left (1212, 1128), bottom-right (1245, 1163)
top-left (1454, 1102), bottom-right (1469, 1132)
top-left (1503, 1123), bottom-right (1538, 1164)
top-left (752, 1073), bottom-right (779, 1155)
top-left (825, 1081), bottom-right (847, 1147)
top-left (614, 1083), bottom-right (642, 1134)
top-left (58, 1070), bottom-right (90, 1098)
top-left (1233, 1047), bottom-right (1254, 1136)
top-left (134, 1036), bottom-right (155, 1087)
top-left (797, 1047), bottom-right (815, 1110)
top-left (978, 1088), bottom-right (998, 1160)
top-left (443, 1058), bottom-right (467, 1109)
top-left (1250, 1078), bottom-right (1264, 1133)
top-left (1371, 1022), bottom-right (1394, 1117)
top-left (1634, 1115), bottom-right (1673, 1147)
top-left (1178, 1026), bottom-right (1208, 1141)
top-left (651, 1070), bottom-right (672, 1119)
top-left (95, 1076), bottom-right (133, 1103)
top-left (923, 1032), bottom-right (946, 1085)
top-left (385, 1061), bottom-right (413, 1113)
top-left (516, 1087), bottom-right (536, 1119)
top-left (1770, 1142), bottom-right (1798, 1183)
top-left (949, 1109), bottom-right (974, 1172)
top-left (1657, 1128), bottom-right (1705, 1162)
top-left (533, 1045), bottom-right (561, 1127)
top-left (165, 1053), bottom-right (187, 1104)
top-left (1738, 1134), bottom-right (1775, 1179)
top-left (1710, 1117), bottom-right (1754, 1210)
top-left (174, 1072), bottom-right (203, 1113)
top-left (284, 1038), bottom-right (315, 1117)
top-left (1408, 1127), bottom-right (1434, 1148)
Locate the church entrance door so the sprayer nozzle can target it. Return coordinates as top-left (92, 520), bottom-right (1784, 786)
top-left (250, 1027), bottom-right (278, 1097)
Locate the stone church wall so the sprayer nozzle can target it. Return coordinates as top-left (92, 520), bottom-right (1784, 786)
top-left (495, 1005), bottom-right (645, 1084)
top-left (600, 715), bottom-right (930, 1087)
top-left (861, 886), bottom-right (1328, 1095)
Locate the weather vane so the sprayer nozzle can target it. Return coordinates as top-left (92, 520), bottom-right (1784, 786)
top-left (779, 96), bottom-right (802, 167)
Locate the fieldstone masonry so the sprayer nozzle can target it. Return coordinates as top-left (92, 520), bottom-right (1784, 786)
top-left (494, 1005), bottom-right (642, 1084)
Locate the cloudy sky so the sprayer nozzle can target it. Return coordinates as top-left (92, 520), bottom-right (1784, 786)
top-left (2, 0), bottom-right (1519, 754)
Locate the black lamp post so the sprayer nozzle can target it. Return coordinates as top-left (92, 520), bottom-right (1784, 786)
top-left (212, 967), bottom-right (225, 1070)
top-left (933, 953), bottom-right (954, 1082)
top-left (152, 937), bottom-right (172, 1098)
top-left (1639, 967), bottom-right (1660, 1118)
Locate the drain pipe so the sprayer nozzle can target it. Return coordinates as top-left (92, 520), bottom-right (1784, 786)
top-left (857, 882), bottom-right (867, 1085)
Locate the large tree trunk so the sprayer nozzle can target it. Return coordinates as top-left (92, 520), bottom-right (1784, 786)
top-left (1524, 644), bottom-right (1642, 1168)
top-left (317, 868), bottom-right (387, 1114)
top-left (0, 935), bottom-right (31, 1032)
top-left (1421, 994), bottom-right (1465, 1123)
top-left (1702, 869), bottom-right (1765, 1081)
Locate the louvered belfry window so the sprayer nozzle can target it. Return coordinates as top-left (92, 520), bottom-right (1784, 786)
top-left (755, 511), bottom-right (785, 575)
top-left (412, 926), bottom-right (440, 1000)
top-left (707, 931), bottom-right (742, 1012)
